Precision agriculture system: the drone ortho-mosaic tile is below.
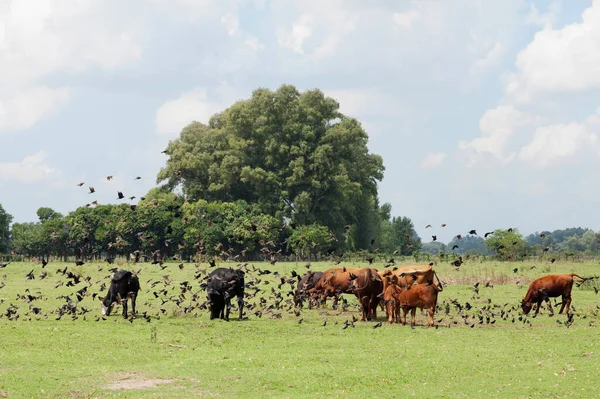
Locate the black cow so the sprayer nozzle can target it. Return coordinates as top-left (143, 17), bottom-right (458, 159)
top-left (100, 270), bottom-right (140, 318)
top-left (206, 267), bottom-right (245, 321)
top-left (294, 271), bottom-right (323, 308)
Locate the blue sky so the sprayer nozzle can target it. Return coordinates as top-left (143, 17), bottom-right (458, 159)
top-left (1, 0), bottom-right (599, 243)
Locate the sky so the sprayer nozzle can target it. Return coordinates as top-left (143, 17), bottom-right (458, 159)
top-left (1, 0), bottom-right (599, 243)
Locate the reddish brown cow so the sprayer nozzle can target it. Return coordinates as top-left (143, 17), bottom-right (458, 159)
top-left (378, 265), bottom-right (437, 311)
top-left (399, 282), bottom-right (443, 327)
top-left (349, 268), bottom-right (383, 321)
top-left (310, 267), bottom-right (372, 307)
top-left (382, 276), bottom-right (402, 324)
top-left (521, 273), bottom-right (585, 317)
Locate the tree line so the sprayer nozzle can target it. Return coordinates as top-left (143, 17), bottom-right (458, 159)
top-left (1, 84), bottom-right (596, 262)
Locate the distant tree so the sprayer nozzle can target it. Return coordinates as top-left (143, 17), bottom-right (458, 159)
top-left (157, 84), bottom-right (385, 248)
top-left (447, 235), bottom-right (489, 255)
top-left (289, 223), bottom-right (335, 260)
top-left (0, 204), bottom-right (12, 253)
top-left (551, 227), bottom-right (589, 244)
top-left (484, 229), bottom-right (528, 260)
top-left (420, 241), bottom-right (446, 255)
top-left (379, 216), bottom-right (421, 255)
top-left (36, 207), bottom-right (62, 223)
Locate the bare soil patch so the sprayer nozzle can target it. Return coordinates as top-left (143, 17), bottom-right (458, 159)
top-left (104, 371), bottom-right (176, 391)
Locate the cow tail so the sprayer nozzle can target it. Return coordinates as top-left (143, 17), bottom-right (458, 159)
top-left (571, 273), bottom-right (585, 282)
top-left (434, 271), bottom-right (443, 292)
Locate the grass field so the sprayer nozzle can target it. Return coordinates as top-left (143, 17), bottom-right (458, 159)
top-left (1, 258), bottom-right (600, 398)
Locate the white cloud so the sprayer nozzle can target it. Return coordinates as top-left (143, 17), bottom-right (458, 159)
top-left (277, 14), bottom-right (314, 54)
top-left (420, 152), bottom-right (446, 169)
top-left (155, 86), bottom-right (243, 135)
top-left (519, 122), bottom-right (598, 168)
top-left (525, 3), bottom-right (560, 28)
top-left (470, 42), bottom-right (505, 74)
top-left (392, 9), bottom-right (419, 29)
top-left (325, 88), bottom-right (400, 118)
top-left (508, 0), bottom-right (600, 101)
top-left (462, 1), bottom-right (600, 166)
top-left (0, 151), bottom-right (58, 183)
top-left (0, 0), bottom-right (144, 132)
top-left (221, 13), bottom-right (239, 36)
top-left (0, 86), bottom-right (69, 131)
top-left (147, 0), bottom-right (217, 21)
top-left (459, 106), bottom-right (535, 164)
top-left (244, 36), bottom-right (265, 53)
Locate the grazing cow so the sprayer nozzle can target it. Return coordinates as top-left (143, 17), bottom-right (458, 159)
top-left (349, 268), bottom-right (383, 321)
top-left (521, 273), bottom-right (585, 317)
top-left (294, 271), bottom-right (323, 308)
top-left (206, 267), bottom-right (245, 321)
top-left (399, 281), bottom-right (443, 327)
top-left (100, 270), bottom-right (140, 318)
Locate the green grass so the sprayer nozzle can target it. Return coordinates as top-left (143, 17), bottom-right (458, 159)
top-left (1, 259), bottom-right (600, 398)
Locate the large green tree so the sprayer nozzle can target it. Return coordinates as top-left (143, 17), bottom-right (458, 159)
top-left (0, 204), bottom-right (12, 253)
top-left (157, 84), bottom-right (384, 249)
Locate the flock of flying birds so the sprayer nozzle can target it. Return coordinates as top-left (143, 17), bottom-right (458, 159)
top-left (77, 175), bottom-right (144, 209)
top-left (0, 174), bottom-right (593, 328)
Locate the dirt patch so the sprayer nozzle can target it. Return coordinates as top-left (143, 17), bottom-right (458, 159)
top-left (0, 390), bottom-right (7, 398)
top-left (105, 371), bottom-right (176, 391)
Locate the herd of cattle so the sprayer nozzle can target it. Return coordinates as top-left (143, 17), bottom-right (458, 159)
top-left (102, 263), bottom-right (587, 328)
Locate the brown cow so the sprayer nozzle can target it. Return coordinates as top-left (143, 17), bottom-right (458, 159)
top-left (399, 282), bottom-right (443, 327)
top-left (310, 267), bottom-right (373, 308)
top-left (382, 275), bottom-right (402, 324)
top-left (349, 268), bottom-right (383, 321)
top-left (521, 273), bottom-right (585, 317)
top-left (378, 265), bottom-right (437, 310)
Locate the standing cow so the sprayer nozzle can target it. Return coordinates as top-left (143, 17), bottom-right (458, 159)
top-left (521, 273), bottom-right (585, 317)
top-left (206, 268), bottom-right (245, 321)
top-left (399, 282), bottom-right (443, 328)
top-left (100, 270), bottom-right (140, 318)
top-left (349, 268), bottom-right (383, 321)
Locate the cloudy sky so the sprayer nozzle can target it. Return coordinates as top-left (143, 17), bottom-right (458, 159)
top-left (1, 0), bottom-right (599, 243)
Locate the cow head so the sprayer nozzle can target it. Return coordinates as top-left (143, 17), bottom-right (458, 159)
top-left (521, 299), bottom-right (532, 315)
top-left (100, 296), bottom-right (114, 316)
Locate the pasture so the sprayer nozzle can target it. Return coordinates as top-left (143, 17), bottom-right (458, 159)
top-left (1, 259), bottom-right (600, 398)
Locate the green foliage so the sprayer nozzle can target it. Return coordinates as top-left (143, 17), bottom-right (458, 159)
top-left (157, 84), bottom-right (384, 248)
top-left (288, 223), bottom-right (335, 258)
top-left (447, 235), bottom-right (490, 255)
top-left (378, 215), bottom-right (421, 255)
top-left (36, 207), bottom-right (62, 223)
top-left (0, 204), bottom-right (12, 253)
top-left (484, 229), bottom-right (528, 260)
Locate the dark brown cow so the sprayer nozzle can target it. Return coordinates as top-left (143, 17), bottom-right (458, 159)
top-left (294, 271), bottom-right (323, 308)
top-left (521, 273), bottom-right (585, 317)
top-left (399, 282), bottom-right (443, 327)
top-left (349, 268), bottom-right (383, 321)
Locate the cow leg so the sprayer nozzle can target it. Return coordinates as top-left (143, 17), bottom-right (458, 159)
top-left (237, 295), bottom-right (244, 320)
top-left (386, 302), bottom-right (394, 324)
top-left (224, 297), bottom-right (231, 321)
top-left (428, 307), bottom-right (435, 327)
top-left (545, 297), bottom-right (554, 316)
top-left (561, 295), bottom-right (572, 314)
top-left (401, 307), bottom-right (407, 325)
top-left (130, 293), bottom-right (137, 316)
top-left (533, 301), bottom-right (542, 317)
top-left (122, 299), bottom-right (128, 319)
top-left (410, 308), bottom-right (416, 328)
top-left (394, 302), bottom-right (400, 323)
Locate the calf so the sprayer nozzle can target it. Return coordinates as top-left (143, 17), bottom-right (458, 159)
top-left (378, 265), bottom-right (437, 310)
top-left (349, 268), bottom-right (383, 321)
top-left (294, 271), bottom-right (323, 309)
top-left (382, 276), bottom-right (402, 324)
top-left (521, 273), bottom-right (585, 317)
top-left (206, 267), bottom-right (245, 321)
top-left (100, 270), bottom-right (140, 318)
top-left (399, 282), bottom-right (443, 327)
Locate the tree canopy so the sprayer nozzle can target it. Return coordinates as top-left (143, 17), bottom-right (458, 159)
top-left (0, 204), bottom-right (13, 253)
top-left (157, 84), bottom-right (384, 249)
